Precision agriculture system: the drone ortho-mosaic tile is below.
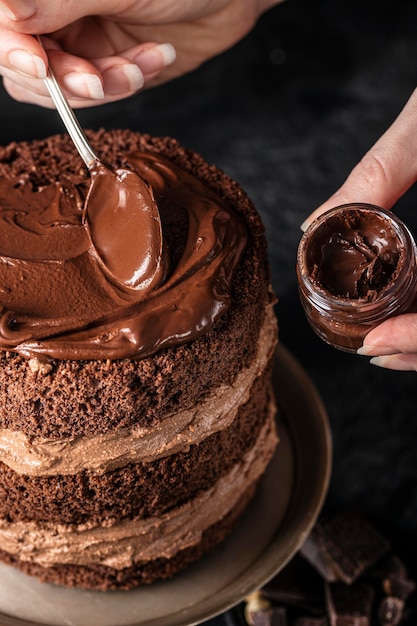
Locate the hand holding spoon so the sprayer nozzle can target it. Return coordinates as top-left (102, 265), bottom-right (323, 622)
top-left (38, 36), bottom-right (166, 292)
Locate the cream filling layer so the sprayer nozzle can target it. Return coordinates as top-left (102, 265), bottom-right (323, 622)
top-left (0, 304), bottom-right (277, 477)
top-left (0, 407), bottom-right (278, 569)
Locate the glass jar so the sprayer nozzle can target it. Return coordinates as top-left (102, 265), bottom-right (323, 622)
top-left (296, 203), bottom-right (417, 353)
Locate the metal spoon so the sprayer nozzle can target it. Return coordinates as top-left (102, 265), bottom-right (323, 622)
top-left (37, 36), bottom-right (166, 291)
top-left (36, 36), bottom-right (97, 167)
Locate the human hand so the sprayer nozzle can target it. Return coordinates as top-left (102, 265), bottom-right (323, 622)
top-left (0, 0), bottom-right (281, 108)
top-left (301, 88), bottom-right (417, 371)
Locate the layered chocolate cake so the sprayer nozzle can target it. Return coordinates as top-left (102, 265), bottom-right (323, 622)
top-left (0, 129), bottom-right (278, 590)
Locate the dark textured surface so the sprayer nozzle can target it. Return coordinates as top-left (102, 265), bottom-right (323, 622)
top-left (1, 0), bottom-right (417, 621)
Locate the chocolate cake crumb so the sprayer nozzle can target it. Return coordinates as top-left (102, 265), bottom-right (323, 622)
top-left (28, 358), bottom-right (52, 375)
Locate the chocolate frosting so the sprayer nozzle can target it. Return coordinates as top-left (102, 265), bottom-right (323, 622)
top-left (0, 151), bottom-right (247, 360)
top-left (307, 208), bottom-right (400, 300)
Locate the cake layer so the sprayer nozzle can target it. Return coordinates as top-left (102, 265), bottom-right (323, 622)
top-left (0, 304), bottom-right (276, 477)
top-left (0, 481), bottom-right (257, 591)
top-left (0, 410), bottom-right (277, 570)
top-left (0, 358), bottom-right (274, 525)
top-left (0, 408), bottom-right (277, 590)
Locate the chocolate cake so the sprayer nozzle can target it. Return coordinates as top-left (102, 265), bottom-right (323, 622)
top-left (0, 129), bottom-right (278, 590)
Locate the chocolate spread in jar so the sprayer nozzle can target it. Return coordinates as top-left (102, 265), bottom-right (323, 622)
top-left (307, 207), bottom-right (401, 300)
top-left (297, 204), bottom-right (417, 352)
top-left (0, 151), bottom-right (247, 360)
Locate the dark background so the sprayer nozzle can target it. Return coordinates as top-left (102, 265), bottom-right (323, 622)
top-left (1, 0), bottom-right (417, 623)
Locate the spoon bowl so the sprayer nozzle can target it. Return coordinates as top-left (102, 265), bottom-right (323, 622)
top-left (37, 36), bottom-right (166, 293)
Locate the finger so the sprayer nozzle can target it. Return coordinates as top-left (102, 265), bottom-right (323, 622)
top-left (121, 43), bottom-right (176, 82)
top-left (0, 27), bottom-right (47, 78)
top-left (2, 76), bottom-right (59, 108)
top-left (301, 87), bottom-right (417, 231)
top-left (2, 41), bottom-right (176, 106)
top-left (3, 74), bottom-right (144, 108)
top-left (1, 46), bottom-right (105, 101)
top-left (3, 74), bottom-right (134, 108)
top-left (94, 43), bottom-right (175, 95)
top-left (357, 314), bottom-right (417, 356)
top-left (0, 0), bottom-right (39, 22)
top-left (0, 32), bottom-right (105, 99)
top-left (369, 354), bottom-right (417, 372)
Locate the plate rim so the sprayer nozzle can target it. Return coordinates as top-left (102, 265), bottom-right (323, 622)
top-left (170, 343), bottom-right (333, 625)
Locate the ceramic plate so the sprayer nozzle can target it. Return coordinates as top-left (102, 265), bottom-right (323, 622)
top-left (0, 345), bottom-right (332, 626)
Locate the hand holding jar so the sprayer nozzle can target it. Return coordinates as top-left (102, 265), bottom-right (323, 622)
top-left (300, 88), bottom-right (417, 372)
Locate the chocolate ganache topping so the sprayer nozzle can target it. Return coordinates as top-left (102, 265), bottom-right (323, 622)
top-left (307, 207), bottom-right (401, 300)
top-left (0, 151), bottom-right (247, 360)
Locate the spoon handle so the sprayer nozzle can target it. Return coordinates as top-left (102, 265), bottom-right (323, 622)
top-left (37, 36), bottom-right (98, 168)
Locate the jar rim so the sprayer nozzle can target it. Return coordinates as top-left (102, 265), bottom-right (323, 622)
top-left (297, 203), bottom-right (417, 314)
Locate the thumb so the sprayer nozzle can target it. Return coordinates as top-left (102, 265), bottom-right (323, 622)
top-left (301, 87), bottom-right (417, 231)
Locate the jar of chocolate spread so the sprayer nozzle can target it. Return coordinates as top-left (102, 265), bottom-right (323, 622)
top-left (296, 203), bottom-right (417, 352)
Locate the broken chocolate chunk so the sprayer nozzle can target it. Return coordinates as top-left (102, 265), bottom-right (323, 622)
top-left (301, 510), bottom-right (390, 584)
top-left (262, 555), bottom-right (324, 612)
top-left (249, 510), bottom-right (417, 626)
top-left (245, 591), bottom-right (288, 626)
top-left (380, 556), bottom-right (416, 600)
top-left (247, 606), bottom-right (287, 626)
top-left (325, 581), bottom-right (374, 626)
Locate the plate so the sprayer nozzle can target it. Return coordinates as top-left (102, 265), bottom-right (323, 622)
top-left (0, 345), bottom-right (332, 626)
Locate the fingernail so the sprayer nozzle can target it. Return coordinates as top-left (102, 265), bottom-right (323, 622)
top-left (102, 64), bottom-right (144, 95)
top-left (357, 344), bottom-right (374, 356)
top-left (300, 219), bottom-right (311, 232)
top-left (8, 49), bottom-right (46, 78)
top-left (357, 344), bottom-right (394, 356)
top-left (369, 356), bottom-right (389, 368)
top-left (0, 0), bottom-right (37, 20)
top-left (62, 72), bottom-right (104, 100)
top-left (134, 43), bottom-right (176, 74)
top-left (369, 355), bottom-right (416, 371)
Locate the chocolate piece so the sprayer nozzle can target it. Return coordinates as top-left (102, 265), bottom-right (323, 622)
top-left (300, 510), bottom-right (390, 584)
top-left (245, 592), bottom-right (287, 626)
top-left (262, 554), bottom-right (324, 612)
top-left (250, 607), bottom-right (287, 626)
top-left (380, 556), bottom-right (416, 600)
top-left (377, 596), bottom-right (405, 626)
top-left (325, 582), bottom-right (374, 626)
